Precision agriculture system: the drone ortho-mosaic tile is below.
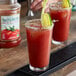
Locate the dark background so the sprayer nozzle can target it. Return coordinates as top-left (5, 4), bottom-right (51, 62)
top-left (18, 0), bottom-right (26, 3)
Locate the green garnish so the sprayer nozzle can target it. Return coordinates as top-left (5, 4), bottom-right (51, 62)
top-left (7, 26), bottom-right (15, 31)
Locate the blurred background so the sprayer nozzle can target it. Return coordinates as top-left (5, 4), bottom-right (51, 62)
top-left (18, 0), bottom-right (28, 17)
top-left (18, 0), bottom-right (26, 3)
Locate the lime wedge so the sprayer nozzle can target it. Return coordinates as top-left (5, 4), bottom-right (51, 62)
top-left (62, 0), bottom-right (70, 8)
top-left (41, 13), bottom-right (52, 27)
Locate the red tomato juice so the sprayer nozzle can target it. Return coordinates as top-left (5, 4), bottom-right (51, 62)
top-left (50, 7), bottom-right (71, 42)
top-left (26, 22), bottom-right (53, 68)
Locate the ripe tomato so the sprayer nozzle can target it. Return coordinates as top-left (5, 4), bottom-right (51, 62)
top-left (1, 29), bottom-right (20, 40)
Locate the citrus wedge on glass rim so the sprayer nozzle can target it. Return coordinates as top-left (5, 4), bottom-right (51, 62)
top-left (41, 0), bottom-right (53, 28)
top-left (62, 0), bottom-right (71, 8)
top-left (41, 13), bottom-right (52, 27)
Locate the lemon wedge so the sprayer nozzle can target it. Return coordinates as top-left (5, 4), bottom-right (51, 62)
top-left (41, 0), bottom-right (52, 27)
top-left (41, 13), bottom-right (52, 27)
top-left (62, 0), bottom-right (70, 8)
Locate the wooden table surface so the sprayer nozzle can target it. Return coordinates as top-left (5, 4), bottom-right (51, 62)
top-left (0, 2), bottom-right (76, 76)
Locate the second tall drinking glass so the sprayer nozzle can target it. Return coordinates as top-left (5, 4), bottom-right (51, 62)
top-left (50, 2), bottom-right (72, 44)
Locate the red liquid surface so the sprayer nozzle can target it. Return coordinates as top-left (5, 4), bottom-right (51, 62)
top-left (50, 8), bottom-right (71, 42)
top-left (26, 24), bottom-right (52, 68)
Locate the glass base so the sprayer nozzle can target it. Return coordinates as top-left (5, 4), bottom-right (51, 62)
top-left (29, 65), bottom-right (48, 72)
top-left (52, 40), bottom-right (63, 45)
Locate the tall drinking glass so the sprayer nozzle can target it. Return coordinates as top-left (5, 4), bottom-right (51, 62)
top-left (25, 19), bottom-right (53, 71)
top-left (50, 2), bottom-right (72, 44)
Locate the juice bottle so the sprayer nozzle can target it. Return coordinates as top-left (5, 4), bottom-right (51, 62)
top-left (0, 0), bottom-right (21, 48)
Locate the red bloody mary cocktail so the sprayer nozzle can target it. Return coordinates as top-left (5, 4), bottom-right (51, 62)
top-left (25, 19), bottom-right (53, 71)
top-left (50, 2), bottom-right (72, 44)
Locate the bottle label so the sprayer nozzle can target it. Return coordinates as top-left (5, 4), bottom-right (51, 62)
top-left (1, 14), bottom-right (20, 41)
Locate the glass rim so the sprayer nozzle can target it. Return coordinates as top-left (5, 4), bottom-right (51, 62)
top-left (25, 19), bottom-right (54, 30)
top-left (49, 2), bottom-right (72, 10)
